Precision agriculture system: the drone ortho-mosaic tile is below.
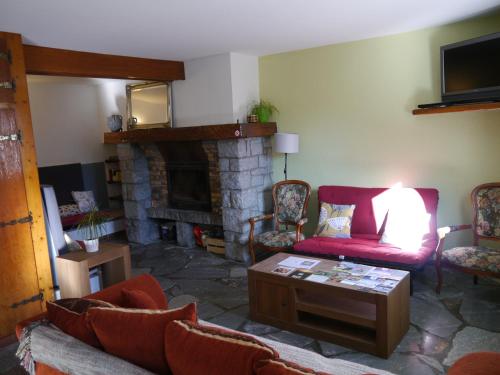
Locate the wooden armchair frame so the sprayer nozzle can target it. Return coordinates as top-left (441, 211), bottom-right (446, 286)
top-left (435, 182), bottom-right (500, 293)
top-left (248, 180), bottom-right (311, 265)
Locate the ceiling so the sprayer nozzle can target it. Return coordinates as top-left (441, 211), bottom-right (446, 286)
top-left (1, 0), bottom-right (499, 61)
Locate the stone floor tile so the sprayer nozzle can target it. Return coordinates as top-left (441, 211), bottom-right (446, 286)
top-left (154, 275), bottom-right (176, 291)
top-left (443, 327), bottom-right (500, 366)
top-left (168, 294), bottom-right (199, 309)
top-left (459, 287), bottom-right (500, 332)
top-left (395, 326), bottom-right (421, 353)
top-left (169, 266), bottom-right (229, 280)
top-left (197, 301), bottom-right (226, 320)
top-left (241, 320), bottom-right (281, 336)
top-left (0, 342), bottom-right (19, 373)
top-left (317, 340), bottom-right (354, 357)
top-left (131, 267), bottom-right (152, 277)
top-left (229, 266), bottom-right (248, 278)
top-left (410, 295), bottom-right (462, 338)
top-left (415, 354), bottom-right (445, 374)
top-left (421, 331), bottom-right (450, 355)
top-left (266, 330), bottom-right (314, 348)
top-left (208, 308), bottom-right (249, 330)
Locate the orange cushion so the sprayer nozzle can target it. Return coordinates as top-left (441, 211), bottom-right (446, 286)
top-left (121, 288), bottom-right (160, 309)
top-left (165, 320), bottom-right (278, 375)
top-left (88, 303), bottom-right (197, 374)
top-left (35, 362), bottom-right (67, 375)
top-left (46, 298), bottom-right (113, 348)
top-left (448, 352), bottom-right (500, 375)
top-left (254, 359), bottom-right (331, 375)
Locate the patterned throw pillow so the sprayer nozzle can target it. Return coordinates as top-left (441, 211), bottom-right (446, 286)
top-left (58, 204), bottom-right (81, 218)
top-left (71, 190), bottom-right (97, 213)
top-left (315, 203), bottom-right (356, 238)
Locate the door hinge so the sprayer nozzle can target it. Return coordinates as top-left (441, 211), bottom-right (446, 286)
top-left (0, 129), bottom-right (21, 143)
top-left (0, 51), bottom-right (11, 64)
top-left (0, 80), bottom-right (15, 90)
top-left (0, 213), bottom-right (32, 228)
top-left (10, 291), bottom-right (44, 309)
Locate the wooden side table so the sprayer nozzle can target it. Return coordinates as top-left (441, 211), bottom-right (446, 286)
top-left (56, 242), bottom-right (131, 298)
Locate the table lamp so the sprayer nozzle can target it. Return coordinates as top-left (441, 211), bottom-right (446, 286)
top-left (274, 133), bottom-right (299, 180)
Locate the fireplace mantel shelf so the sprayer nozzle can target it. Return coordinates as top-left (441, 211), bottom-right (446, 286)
top-left (103, 122), bottom-right (277, 144)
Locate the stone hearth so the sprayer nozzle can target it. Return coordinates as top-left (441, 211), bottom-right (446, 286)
top-left (117, 135), bottom-right (273, 263)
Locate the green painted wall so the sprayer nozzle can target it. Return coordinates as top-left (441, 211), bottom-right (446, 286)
top-left (260, 12), bottom-right (500, 246)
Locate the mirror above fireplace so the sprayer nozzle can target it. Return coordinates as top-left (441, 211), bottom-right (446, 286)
top-left (126, 81), bottom-right (172, 130)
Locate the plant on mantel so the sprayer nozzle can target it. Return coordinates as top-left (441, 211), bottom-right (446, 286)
top-left (250, 100), bottom-right (279, 123)
top-left (77, 207), bottom-right (107, 252)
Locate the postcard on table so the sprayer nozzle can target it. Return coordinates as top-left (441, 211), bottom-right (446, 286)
top-left (289, 270), bottom-right (312, 280)
top-left (305, 274), bottom-right (330, 283)
top-left (278, 256), bottom-right (321, 270)
top-left (271, 266), bottom-right (295, 276)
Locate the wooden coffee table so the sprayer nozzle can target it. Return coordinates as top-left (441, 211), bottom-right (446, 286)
top-left (248, 253), bottom-right (410, 358)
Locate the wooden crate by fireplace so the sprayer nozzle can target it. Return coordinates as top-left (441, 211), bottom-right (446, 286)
top-left (206, 237), bottom-right (225, 255)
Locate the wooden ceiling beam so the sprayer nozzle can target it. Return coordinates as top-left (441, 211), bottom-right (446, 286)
top-left (22, 45), bottom-right (185, 81)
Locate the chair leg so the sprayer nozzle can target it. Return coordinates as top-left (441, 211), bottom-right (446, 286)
top-left (248, 241), bottom-right (256, 265)
top-left (435, 262), bottom-right (443, 294)
top-left (473, 275), bottom-right (478, 285)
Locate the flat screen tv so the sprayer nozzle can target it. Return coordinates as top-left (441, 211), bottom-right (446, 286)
top-left (441, 32), bottom-right (500, 103)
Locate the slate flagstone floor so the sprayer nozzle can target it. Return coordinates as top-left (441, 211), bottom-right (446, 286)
top-left (1, 241), bottom-right (499, 374)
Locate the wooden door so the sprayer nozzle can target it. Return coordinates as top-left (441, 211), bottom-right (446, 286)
top-left (0, 32), bottom-right (53, 337)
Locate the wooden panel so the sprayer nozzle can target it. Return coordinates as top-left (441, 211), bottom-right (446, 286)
top-left (23, 45), bottom-right (185, 81)
top-left (103, 122), bottom-right (277, 144)
top-left (254, 278), bottom-right (290, 322)
top-left (56, 242), bottom-right (131, 298)
top-left (6, 32), bottom-right (54, 304)
top-left (0, 32), bottom-right (53, 337)
top-left (413, 101), bottom-right (500, 115)
top-left (248, 253), bottom-right (410, 358)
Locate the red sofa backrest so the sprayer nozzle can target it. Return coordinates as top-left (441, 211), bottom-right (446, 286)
top-left (318, 186), bottom-right (439, 241)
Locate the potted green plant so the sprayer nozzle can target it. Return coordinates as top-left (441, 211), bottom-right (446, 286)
top-left (77, 207), bottom-right (107, 252)
top-left (250, 100), bottom-right (279, 123)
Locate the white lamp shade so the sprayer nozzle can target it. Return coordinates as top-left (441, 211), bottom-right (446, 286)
top-left (274, 133), bottom-right (299, 154)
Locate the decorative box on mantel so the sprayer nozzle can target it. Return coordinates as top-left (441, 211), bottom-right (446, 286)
top-left (107, 123), bottom-right (276, 263)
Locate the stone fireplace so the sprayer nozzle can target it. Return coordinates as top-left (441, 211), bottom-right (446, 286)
top-left (115, 124), bottom-right (275, 263)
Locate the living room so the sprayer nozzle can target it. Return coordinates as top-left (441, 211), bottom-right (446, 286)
top-left (0, 1), bottom-right (499, 374)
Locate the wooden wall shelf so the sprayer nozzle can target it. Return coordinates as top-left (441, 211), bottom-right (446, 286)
top-left (412, 101), bottom-right (500, 115)
top-left (103, 122), bottom-right (277, 144)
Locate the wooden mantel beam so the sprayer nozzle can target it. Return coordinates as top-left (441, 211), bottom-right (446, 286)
top-left (23, 45), bottom-right (185, 81)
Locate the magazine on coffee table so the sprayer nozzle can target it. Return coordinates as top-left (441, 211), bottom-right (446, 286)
top-left (278, 256), bottom-right (321, 270)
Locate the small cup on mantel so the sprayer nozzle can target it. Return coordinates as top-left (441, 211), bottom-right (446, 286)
top-left (247, 114), bottom-right (258, 123)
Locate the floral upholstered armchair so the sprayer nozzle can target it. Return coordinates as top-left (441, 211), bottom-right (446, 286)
top-left (435, 182), bottom-right (500, 293)
top-left (248, 180), bottom-right (311, 265)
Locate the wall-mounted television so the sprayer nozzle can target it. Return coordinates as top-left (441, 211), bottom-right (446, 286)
top-left (441, 32), bottom-right (500, 103)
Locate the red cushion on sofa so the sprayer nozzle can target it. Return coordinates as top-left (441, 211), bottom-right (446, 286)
top-left (46, 298), bottom-right (114, 348)
top-left (165, 320), bottom-right (278, 375)
top-left (294, 237), bottom-right (437, 267)
top-left (88, 303), bottom-right (197, 374)
top-left (86, 274), bottom-right (168, 309)
top-left (121, 288), bottom-right (160, 309)
top-left (318, 186), bottom-right (439, 241)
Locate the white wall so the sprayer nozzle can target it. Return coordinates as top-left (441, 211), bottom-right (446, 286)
top-left (172, 52), bottom-right (260, 126)
top-left (28, 76), bottom-right (115, 167)
top-left (230, 53), bottom-right (260, 123)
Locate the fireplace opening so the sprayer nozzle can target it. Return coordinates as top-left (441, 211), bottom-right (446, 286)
top-left (161, 142), bottom-right (212, 212)
top-left (167, 161), bottom-right (211, 211)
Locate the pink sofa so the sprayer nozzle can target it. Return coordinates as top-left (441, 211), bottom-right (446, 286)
top-left (294, 185), bottom-right (440, 272)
